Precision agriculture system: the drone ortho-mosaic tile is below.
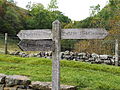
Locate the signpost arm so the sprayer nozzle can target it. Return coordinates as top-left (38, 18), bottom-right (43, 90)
top-left (52, 20), bottom-right (61, 90)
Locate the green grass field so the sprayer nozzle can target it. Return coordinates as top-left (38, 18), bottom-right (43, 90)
top-left (0, 54), bottom-right (120, 90)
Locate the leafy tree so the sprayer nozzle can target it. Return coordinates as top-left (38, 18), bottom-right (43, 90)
top-left (30, 3), bottom-right (44, 16)
top-left (26, 1), bottom-right (32, 11)
top-left (3, 7), bottom-right (24, 34)
top-left (89, 4), bottom-right (100, 17)
top-left (28, 3), bottom-right (71, 29)
top-left (48, 0), bottom-right (58, 11)
top-left (7, 0), bottom-right (15, 4)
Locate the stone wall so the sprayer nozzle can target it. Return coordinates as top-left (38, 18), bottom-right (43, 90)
top-left (0, 74), bottom-right (76, 90)
top-left (10, 51), bottom-right (116, 65)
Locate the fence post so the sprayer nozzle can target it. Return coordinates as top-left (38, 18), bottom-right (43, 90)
top-left (5, 33), bottom-right (8, 54)
top-left (52, 20), bottom-right (61, 90)
top-left (115, 39), bottom-right (119, 66)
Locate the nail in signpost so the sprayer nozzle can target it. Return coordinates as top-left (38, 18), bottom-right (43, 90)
top-left (17, 20), bottom-right (108, 90)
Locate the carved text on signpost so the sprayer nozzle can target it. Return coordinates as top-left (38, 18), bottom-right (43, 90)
top-left (61, 28), bottom-right (108, 39)
top-left (17, 29), bottom-right (52, 40)
top-left (18, 39), bottom-right (53, 51)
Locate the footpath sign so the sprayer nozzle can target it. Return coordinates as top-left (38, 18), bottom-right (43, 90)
top-left (18, 39), bottom-right (53, 51)
top-left (17, 29), bottom-right (52, 40)
top-left (61, 28), bottom-right (108, 39)
top-left (17, 20), bottom-right (108, 90)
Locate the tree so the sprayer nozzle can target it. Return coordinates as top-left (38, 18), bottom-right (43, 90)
top-left (48, 0), bottom-right (58, 11)
top-left (26, 1), bottom-right (32, 11)
top-left (89, 4), bottom-right (100, 17)
top-left (7, 0), bottom-right (14, 3)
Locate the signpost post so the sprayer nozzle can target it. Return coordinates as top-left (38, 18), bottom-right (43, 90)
top-left (17, 20), bottom-right (108, 90)
top-left (52, 20), bottom-right (61, 90)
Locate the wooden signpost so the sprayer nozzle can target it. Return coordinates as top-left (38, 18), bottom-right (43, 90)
top-left (17, 20), bottom-right (108, 90)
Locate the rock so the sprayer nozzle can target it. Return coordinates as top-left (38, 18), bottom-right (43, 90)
top-left (60, 84), bottom-right (77, 90)
top-left (36, 55), bottom-right (41, 58)
top-left (0, 84), bottom-right (4, 90)
top-left (64, 51), bottom-right (70, 55)
top-left (4, 86), bottom-right (17, 90)
top-left (28, 54), bottom-right (35, 57)
top-left (31, 81), bottom-right (51, 90)
top-left (13, 51), bottom-right (20, 55)
top-left (0, 74), bottom-right (6, 84)
top-left (99, 55), bottom-right (113, 60)
top-left (31, 81), bottom-right (77, 90)
top-left (5, 75), bottom-right (31, 87)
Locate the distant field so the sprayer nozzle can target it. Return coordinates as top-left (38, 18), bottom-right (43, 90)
top-left (0, 54), bottom-right (120, 90)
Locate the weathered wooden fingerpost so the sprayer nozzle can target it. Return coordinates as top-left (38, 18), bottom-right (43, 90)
top-left (17, 20), bottom-right (108, 89)
top-left (115, 39), bottom-right (119, 66)
top-left (5, 33), bottom-right (8, 54)
top-left (52, 20), bottom-right (61, 90)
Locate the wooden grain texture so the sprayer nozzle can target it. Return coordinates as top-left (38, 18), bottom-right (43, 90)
top-left (52, 20), bottom-right (61, 90)
top-left (61, 28), bottom-right (108, 39)
top-left (18, 39), bottom-right (53, 51)
top-left (17, 29), bottom-right (52, 40)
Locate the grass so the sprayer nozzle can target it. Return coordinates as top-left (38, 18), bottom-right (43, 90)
top-left (0, 54), bottom-right (120, 89)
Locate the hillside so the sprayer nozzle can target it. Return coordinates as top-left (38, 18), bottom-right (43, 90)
top-left (0, 0), bottom-right (30, 35)
top-left (0, 0), bottom-right (71, 36)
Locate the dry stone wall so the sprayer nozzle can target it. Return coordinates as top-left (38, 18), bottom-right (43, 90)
top-left (0, 74), bottom-right (76, 90)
